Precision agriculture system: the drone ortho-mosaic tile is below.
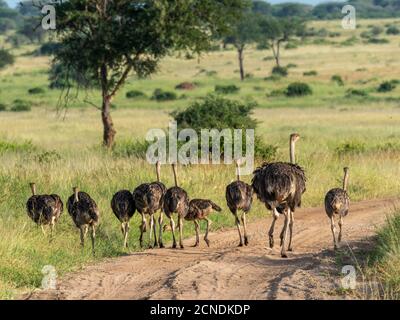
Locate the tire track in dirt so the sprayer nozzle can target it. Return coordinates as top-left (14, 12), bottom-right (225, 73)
top-left (24, 198), bottom-right (398, 300)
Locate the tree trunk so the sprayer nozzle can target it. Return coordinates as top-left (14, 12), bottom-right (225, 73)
top-left (238, 47), bottom-right (245, 81)
top-left (272, 42), bottom-right (280, 68)
top-left (101, 95), bottom-right (116, 149)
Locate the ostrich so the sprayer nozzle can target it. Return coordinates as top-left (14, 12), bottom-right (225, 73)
top-left (26, 182), bottom-right (63, 240)
top-left (111, 190), bottom-right (136, 248)
top-left (163, 163), bottom-right (189, 249)
top-left (133, 161), bottom-right (166, 248)
top-left (225, 160), bottom-right (253, 246)
top-left (325, 167), bottom-right (350, 250)
top-left (184, 199), bottom-right (222, 247)
top-left (67, 187), bottom-right (100, 255)
top-left (252, 133), bottom-right (306, 258)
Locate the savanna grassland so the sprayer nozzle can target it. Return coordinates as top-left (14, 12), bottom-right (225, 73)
top-left (1, 18), bottom-right (400, 299)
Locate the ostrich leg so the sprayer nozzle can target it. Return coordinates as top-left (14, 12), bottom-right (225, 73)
top-left (233, 211), bottom-right (243, 246)
top-left (204, 218), bottom-right (212, 247)
top-left (139, 213), bottom-right (146, 248)
top-left (149, 213), bottom-right (155, 248)
top-left (241, 212), bottom-right (249, 246)
top-left (178, 215), bottom-right (184, 249)
top-left (338, 215), bottom-right (344, 243)
top-left (90, 225), bottom-right (96, 256)
top-left (79, 226), bottom-right (85, 247)
top-left (193, 220), bottom-right (200, 247)
top-left (288, 210), bottom-right (294, 252)
top-left (152, 214), bottom-right (158, 248)
top-left (280, 209), bottom-right (290, 258)
top-left (170, 217), bottom-right (177, 249)
top-left (123, 223), bottom-right (129, 248)
top-left (330, 216), bottom-right (337, 250)
top-left (159, 211), bottom-right (165, 248)
top-left (269, 208), bottom-right (279, 248)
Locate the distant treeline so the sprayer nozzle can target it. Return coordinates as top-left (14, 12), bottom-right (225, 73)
top-left (253, 0), bottom-right (400, 19)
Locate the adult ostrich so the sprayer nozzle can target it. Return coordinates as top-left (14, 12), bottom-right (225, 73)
top-left (111, 190), bottom-right (136, 248)
top-left (252, 133), bottom-right (306, 258)
top-left (133, 161), bottom-right (166, 248)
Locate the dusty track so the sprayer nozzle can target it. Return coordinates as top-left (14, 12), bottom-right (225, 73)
top-left (26, 198), bottom-right (397, 300)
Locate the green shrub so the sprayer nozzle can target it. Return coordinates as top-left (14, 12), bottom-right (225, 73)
top-left (272, 66), bottom-right (288, 77)
top-left (264, 75), bottom-right (281, 82)
top-left (151, 89), bottom-right (177, 102)
top-left (36, 42), bottom-right (61, 56)
top-left (0, 103), bottom-right (6, 111)
top-left (267, 89), bottom-right (285, 97)
top-left (371, 26), bottom-right (384, 36)
top-left (378, 81), bottom-right (396, 93)
top-left (285, 82), bottom-right (312, 97)
top-left (387, 25), bottom-right (400, 35)
top-left (367, 38), bottom-right (389, 44)
top-left (331, 75), bottom-right (344, 86)
top-left (126, 90), bottom-right (146, 99)
top-left (10, 100), bottom-right (32, 112)
top-left (112, 139), bottom-right (151, 158)
top-left (286, 63), bottom-right (297, 69)
top-left (206, 70), bottom-right (217, 77)
top-left (254, 139), bottom-right (278, 161)
top-left (335, 141), bottom-right (366, 156)
top-left (28, 87), bottom-right (45, 95)
top-left (285, 42), bottom-right (298, 49)
top-left (35, 150), bottom-right (62, 164)
top-left (214, 85), bottom-right (240, 95)
top-left (303, 70), bottom-right (318, 76)
top-left (346, 89), bottom-right (368, 97)
top-left (0, 49), bottom-right (14, 69)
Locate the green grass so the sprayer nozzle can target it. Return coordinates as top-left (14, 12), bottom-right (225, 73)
top-left (1, 18), bottom-right (400, 299)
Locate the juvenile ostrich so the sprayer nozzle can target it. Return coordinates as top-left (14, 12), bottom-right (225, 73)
top-left (185, 199), bottom-right (222, 247)
top-left (252, 133), bottom-right (306, 258)
top-left (67, 187), bottom-right (100, 255)
top-left (163, 163), bottom-right (189, 249)
top-left (133, 161), bottom-right (166, 248)
top-left (26, 182), bottom-right (63, 239)
top-left (325, 167), bottom-right (350, 250)
top-left (225, 160), bottom-right (253, 246)
top-left (111, 190), bottom-right (136, 248)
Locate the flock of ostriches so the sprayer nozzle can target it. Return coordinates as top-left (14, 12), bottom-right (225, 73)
top-left (26, 134), bottom-right (350, 258)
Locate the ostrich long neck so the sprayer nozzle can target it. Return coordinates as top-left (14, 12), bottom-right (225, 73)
top-left (343, 171), bottom-right (349, 191)
top-left (290, 140), bottom-right (296, 164)
top-left (30, 184), bottom-right (36, 196)
top-left (156, 163), bottom-right (161, 182)
top-left (173, 166), bottom-right (178, 187)
top-left (74, 189), bottom-right (79, 202)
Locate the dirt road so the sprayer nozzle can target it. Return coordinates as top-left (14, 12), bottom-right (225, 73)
top-left (26, 198), bottom-right (397, 300)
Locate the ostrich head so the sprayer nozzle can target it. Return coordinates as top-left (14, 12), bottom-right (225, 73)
top-left (343, 167), bottom-right (350, 191)
top-left (172, 163), bottom-right (178, 187)
top-left (290, 133), bottom-right (300, 164)
top-left (29, 182), bottom-right (36, 196)
top-left (156, 161), bottom-right (161, 182)
top-left (72, 187), bottom-right (79, 203)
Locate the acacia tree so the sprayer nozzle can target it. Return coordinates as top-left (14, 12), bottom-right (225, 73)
top-left (225, 12), bottom-right (261, 81)
top-left (52, 0), bottom-right (247, 148)
top-left (259, 17), bottom-right (305, 68)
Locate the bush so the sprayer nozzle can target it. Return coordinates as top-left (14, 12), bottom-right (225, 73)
top-left (367, 38), bottom-right (389, 44)
top-left (286, 63), bottom-right (297, 69)
top-left (336, 141), bottom-right (366, 156)
top-left (371, 26), bottom-right (384, 36)
top-left (28, 87), bottom-right (45, 95)
top-left (0, 49), bottom-right (14, 69)
top-left (387, 25), bottom-right (400, 35)
top-left (112, 139), bottom-right (150, 158)
top-left (36, 42), bottom-right (61, 56)
top-left (272, 66), bottom-right (288, 77)
top-left (214, 85), bottom-right (240, 94)
top-left (206, 70), bottom-right (217, 77)
top-left (171, 95), bottom-right (269, 159)
top-left (346, 89), bottom-right (368, 97)
top-left (35, 150), bottom-right (62, 164)
top-left (151, 89), bottom-right (177, 102)
top-left (303, 70), bottom-right (318, 76)
top-left (0, 103), bottom-right (6, 111)
top-left (285, 82), bottom-right (312, 97)
top-left (267, 89), bottom-right (285, 97)
top-left (264, 75), bottom-right (281, 82)
top-left (126, 90), bottom-right (146, 99)
top-left (331, 75), bottom-right (344, 86)
top-left (378, 81), bottom-right (396, 93)
top-left (10, 100), bottom-right (32, 112)
top-left (175, 82), bottom-right (196, 90)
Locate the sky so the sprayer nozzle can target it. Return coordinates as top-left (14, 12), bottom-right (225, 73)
top-left (4, 0), bottom-right (343, 8)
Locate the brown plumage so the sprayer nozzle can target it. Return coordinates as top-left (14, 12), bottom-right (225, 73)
top-left (163, 163), bottom-right (189, 249)
top-left (133, 161), bottom-right (166, 248)
top-left (67, 187), bottom-right (99, 255)
top-left (325, 167), bottom-right (350, 250)
top-left (26, 182), bottom-right (63, 240)
top-left (111, 190), bottom-right (136, 248)
top-left (185, 199), bottom-right (222, 247)
top-left (225, 160), bottom-right (253, 246)
top-left (252, 133), bottom-right (306, 258)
